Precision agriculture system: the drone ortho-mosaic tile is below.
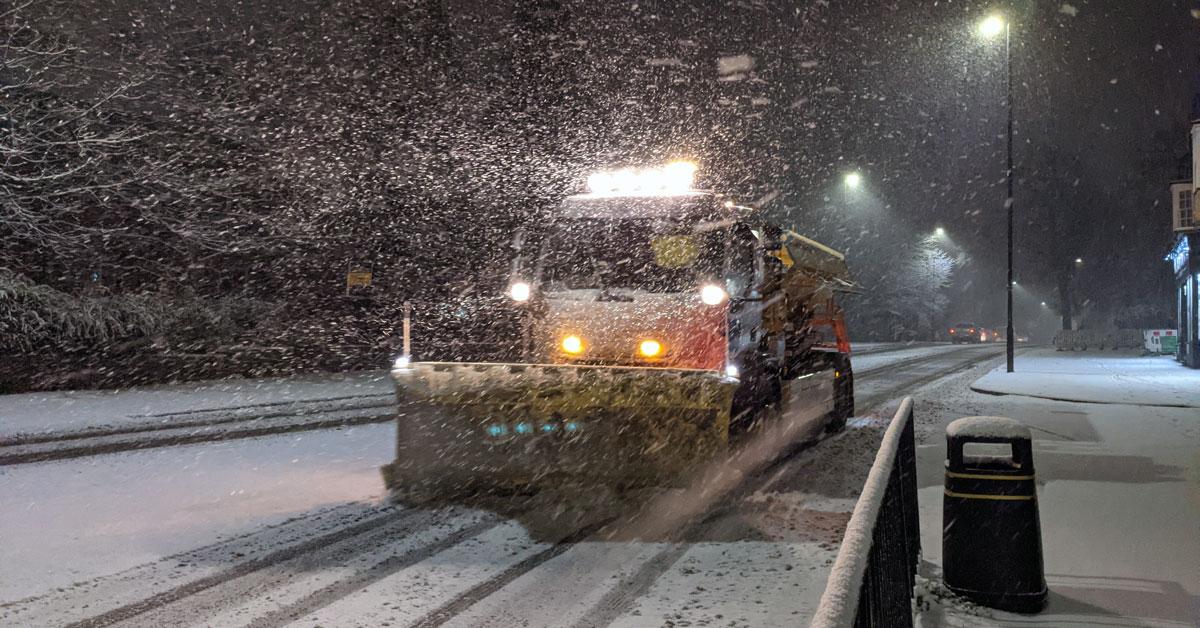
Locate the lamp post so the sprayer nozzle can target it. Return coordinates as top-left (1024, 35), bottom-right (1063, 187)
top-left (979, 14), bottom-right (1015, 373)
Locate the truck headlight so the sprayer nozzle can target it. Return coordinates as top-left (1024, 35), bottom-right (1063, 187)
top-left (509, 281), bottom-right (532, 302)
top-left (700, 284), bottom-right (728, 305)
top-left (639, 339), bottom-right (662, 357)
top-left (561, 335), bottom-right (584, 354)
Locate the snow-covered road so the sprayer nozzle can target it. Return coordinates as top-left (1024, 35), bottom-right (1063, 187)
top-left (0, 343), bottom-right (1003, 627)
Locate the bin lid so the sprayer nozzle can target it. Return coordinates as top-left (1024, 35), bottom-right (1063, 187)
top-left (947, 416), bottom-right (1030, 441)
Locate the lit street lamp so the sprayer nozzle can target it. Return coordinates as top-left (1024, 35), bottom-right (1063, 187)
top-left (979, 13), bottom-right (1015, 373)
top-left (935, 227), bottom-right (946, 237)
top-left (844, 171), bottom-right (863, 189)
top-left (1075, 257), bottom-right (1083, 264)
top-left (979, 15), bottom-right (1005, 38)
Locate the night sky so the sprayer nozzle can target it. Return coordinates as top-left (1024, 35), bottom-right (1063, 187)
top-left (775, 1), bottom-right (1199, 332)
top-left (22, 0), bottom-right (1200, 336)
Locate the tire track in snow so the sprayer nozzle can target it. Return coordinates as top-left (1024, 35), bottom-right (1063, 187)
top-left (105, 508), bottom-right (497, 628)
top-left (293, 520), bottom-right (554, 627)
top-left (409, 518), bottom-right (614, 628)
top-left (58, 506), bottom-right (426, 628)
top-left (1, 502), bottom-right (390, 627)
top-left (238, 516), bottom-right (499, 628)
top-left (567, 544), bottom-right (691, 628)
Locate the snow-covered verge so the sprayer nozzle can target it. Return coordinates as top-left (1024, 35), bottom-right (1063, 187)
top-left (911, 351), bottom-right (1200, 627)
top-left (0, 370), bottom-right (392, 438)
top-left (970, 348), bottom-right (1200, 408)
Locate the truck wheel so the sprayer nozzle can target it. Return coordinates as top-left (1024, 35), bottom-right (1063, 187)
top-left (826, 356), bottom-right (854, 434)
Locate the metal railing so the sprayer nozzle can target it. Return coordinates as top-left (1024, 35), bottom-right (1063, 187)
top-left (811, 397), bottom-right (921, 628)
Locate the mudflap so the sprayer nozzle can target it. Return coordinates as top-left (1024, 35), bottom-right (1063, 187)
top-left (381, 362), bottom-right (736, 498)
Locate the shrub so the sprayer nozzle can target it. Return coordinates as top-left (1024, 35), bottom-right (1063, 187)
top-left (0, 270), bottom-right (271, 354)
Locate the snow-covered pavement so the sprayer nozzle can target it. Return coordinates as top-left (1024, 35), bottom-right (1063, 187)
top-left (971, 349), bottom-right (1200, 407)
top-left (0, 343), bottom-right (1001, 627)
top-left (912, 349), bottom-right (1200, 628)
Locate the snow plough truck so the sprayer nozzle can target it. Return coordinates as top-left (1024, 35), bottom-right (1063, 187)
top-left (382, 162), bottom-right (856, 498)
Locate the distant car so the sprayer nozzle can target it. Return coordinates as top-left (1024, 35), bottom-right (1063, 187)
top-left (949, 322), bottom-right (985, 344)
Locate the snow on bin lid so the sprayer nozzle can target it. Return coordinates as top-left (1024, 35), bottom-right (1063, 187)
top-left (946, 416), bottom-right (1030, 440)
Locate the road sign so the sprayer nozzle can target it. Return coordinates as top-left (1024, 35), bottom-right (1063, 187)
top-left (346, 270), bottom-right (372, 287)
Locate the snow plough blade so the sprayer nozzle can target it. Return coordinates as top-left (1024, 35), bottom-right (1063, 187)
top-left (381, 362), bottom-right (737, 496)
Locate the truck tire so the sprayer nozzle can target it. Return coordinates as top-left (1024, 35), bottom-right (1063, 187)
top-left (826, 354), bottom-right (854, 434)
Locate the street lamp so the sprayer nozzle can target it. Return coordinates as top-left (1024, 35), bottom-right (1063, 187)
top-left (978, 12), bottom-right (1015, 373)
top-left (844, 171), bottom-right (862, 189)
top-left (935, 227), bottom-right (946, 237)
top-left (1074, 257), bottom-right (1083, 264)
top-left (979, 15), bottom-right (1005, 38)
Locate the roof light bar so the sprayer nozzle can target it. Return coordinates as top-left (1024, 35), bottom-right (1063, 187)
top-left (587, 161), bottom-right (697, 196)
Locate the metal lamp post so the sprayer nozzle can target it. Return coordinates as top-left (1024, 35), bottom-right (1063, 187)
top-left (980, 14), bottom-right (1015, 373)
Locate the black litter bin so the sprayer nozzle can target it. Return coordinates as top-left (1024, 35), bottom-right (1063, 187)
top-left (943, 416), bottom-right (1047, 613)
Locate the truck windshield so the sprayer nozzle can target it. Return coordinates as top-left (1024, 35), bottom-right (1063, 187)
top-left (539, 218), bottom-right (725, 294)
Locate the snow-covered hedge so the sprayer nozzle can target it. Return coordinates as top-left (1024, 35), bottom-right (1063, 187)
top-left (1052, 329), bottom-right (1143, 351)
top-left (0, 271), bottom-right (270, 354)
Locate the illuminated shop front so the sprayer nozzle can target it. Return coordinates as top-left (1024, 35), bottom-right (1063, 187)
top-left (1168, 234), bottom-right (1199, 368)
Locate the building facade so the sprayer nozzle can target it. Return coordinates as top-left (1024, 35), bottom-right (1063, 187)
top-left (1168, 121), bottom-right (1199, 368)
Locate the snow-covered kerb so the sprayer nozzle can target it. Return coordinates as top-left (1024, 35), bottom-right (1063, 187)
top-left (811, 397), bottom-right (917, 628)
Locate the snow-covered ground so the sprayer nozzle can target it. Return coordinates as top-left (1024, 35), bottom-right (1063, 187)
top-left (852, 343), bottom-right (974, 374)
top-left (0, 424), bottom-right (393, 603)
top-left (0, 343), bottom-right (1002, 626)
top-left (912, 349), bottom-right (1200, 628)
top-left (971, 349), bottom-right (1200, 407)
top-left (0, 371), bottom-right (392, 438)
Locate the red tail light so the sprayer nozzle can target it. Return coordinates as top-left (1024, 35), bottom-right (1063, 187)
top-left (949, 329), bottom-right (956, 334)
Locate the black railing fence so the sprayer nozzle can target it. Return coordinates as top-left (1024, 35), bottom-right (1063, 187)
top-left (811, 397), bottom-right (921, 628)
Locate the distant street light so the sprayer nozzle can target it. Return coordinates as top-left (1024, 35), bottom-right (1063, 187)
top-left (978, 15), bottom-right (1005, 38)
top-left (935, 227), bottom-right (946, 237)
top-left (1041, 301), bottom-right (1047, 307)
top-left (1074, 257), bottom-right (1083, 264)
top-left (978, 12), bottom-right (1015, 373)
top-left (844, 171), bottom-right (862, 189)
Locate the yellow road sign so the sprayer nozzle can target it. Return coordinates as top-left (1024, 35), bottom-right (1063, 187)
top-left (346, 270), bottom-right (372, 287)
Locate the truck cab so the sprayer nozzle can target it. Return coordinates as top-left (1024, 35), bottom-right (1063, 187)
top-left (506, 165), bottom-right (853, 432)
